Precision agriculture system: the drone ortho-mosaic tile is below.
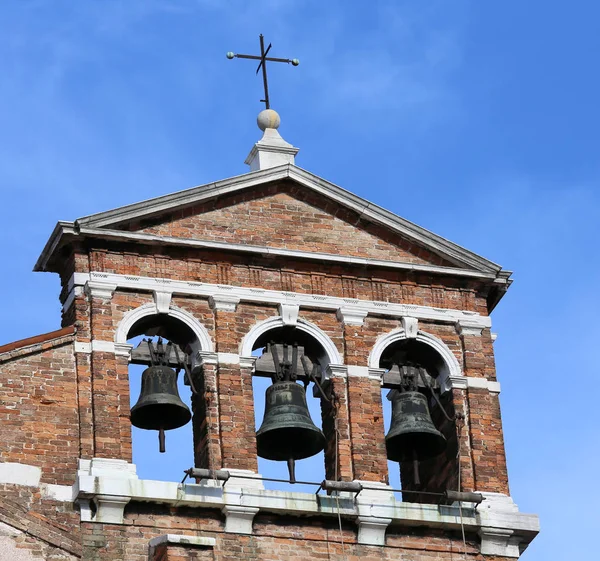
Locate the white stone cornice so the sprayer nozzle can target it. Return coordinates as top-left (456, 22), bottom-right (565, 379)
top-left (73, 462), bottom-right (539, 551)
top-left (336, 307), bottom-right (369, 326)
top-left (278, 303), bottom-right (299, 326)
top-left (479, 527), bottom-right (520, 557)
top-left (208, 294), bottom-right (240, 312)
top-left (368, 367), bottom-right (386, 382)
top-left (114, 342), bottom-right (133, 358)
top-left (347, 365), bottom-right (385, 381)
top-left (450, 375), bottom-right (501, 394)
top-left (448, 374), bottom-right (468, 390)
top-left (85, 280), bottom-right (116, 301)
top-left (457, 319), bottom-right (485, 337)
top-left (239, 356), bottom-right (257, 371)
top-left (222, 505), bottom-right (260, 534)
top-left (217, 352), bottom-right (240, 365)
top-left (326, 364), bottom-right (348, 379)
top-left (71, 271), bottom-right (492, 329)
top-left (196, 351), bottom-right (218, 367)
top-left (74, 340), bottom-right (122, 354)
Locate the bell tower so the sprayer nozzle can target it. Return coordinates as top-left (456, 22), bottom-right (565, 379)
top-left (0, 106), bottom-right (539, 560)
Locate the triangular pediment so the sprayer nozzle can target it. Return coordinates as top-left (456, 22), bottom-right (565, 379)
top-left (36, 165), bottom-right (504, 278)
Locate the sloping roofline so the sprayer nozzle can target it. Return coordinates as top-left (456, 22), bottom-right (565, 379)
top-left (36, 164), bottom-right (503, 276)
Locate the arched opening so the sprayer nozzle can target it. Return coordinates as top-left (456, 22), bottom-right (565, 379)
top-left (120, 306), bottom-right (212, 482)
top-left (247, 321), bottom-right (334, 493)
top-left (377, 335), bottom-right (460, 503)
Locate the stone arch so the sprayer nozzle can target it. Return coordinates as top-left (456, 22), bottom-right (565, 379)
top-left (368, 327), bottom-right (461, 391)
top-left (115, 302), bottom-right (214, 353)
top-left (240, 316), bottom-right (342, 367)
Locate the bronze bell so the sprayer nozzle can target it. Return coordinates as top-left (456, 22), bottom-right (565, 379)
top-left (386, 391), bottom-right (446, 462)
top-left (386, 391), bottom-right (446, 484)
top-left (256, 380), bottom-right (325, 482)
top-left (130, 364), bottom-right (191, 452)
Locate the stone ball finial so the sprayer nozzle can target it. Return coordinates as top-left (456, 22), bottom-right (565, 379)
top-left (257, 109), bottom-right (281, 131)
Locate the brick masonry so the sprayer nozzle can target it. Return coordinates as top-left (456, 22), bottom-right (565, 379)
top-left (0, 180), bottom-right (521, 558)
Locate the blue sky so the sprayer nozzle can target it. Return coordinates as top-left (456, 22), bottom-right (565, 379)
top-left (1, 1), bottom-right (599, 559)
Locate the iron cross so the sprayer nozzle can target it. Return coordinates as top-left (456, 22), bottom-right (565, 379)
top-left (227, 34), bottom-right (299, 110)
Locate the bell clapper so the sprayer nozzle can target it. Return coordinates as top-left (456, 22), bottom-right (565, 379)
top-left (159, 427), bottom-right (166, 453)
top-left (413, 449), bottom-right (420, 486)
top-left (287, 457), bottom-right (296, 484)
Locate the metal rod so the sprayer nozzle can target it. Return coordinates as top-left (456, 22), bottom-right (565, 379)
top-left (259, 34), bottom-right (270, 109)
top-left (187, 468), bottom-right (231, 482)
top-left (321, 480), bottom-right (363, 494)
top-left (235, 54), bottom-right (294, 63)
top-left (181, 468), bottom-right (481, 501)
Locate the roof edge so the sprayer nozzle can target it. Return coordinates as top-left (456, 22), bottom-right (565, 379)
top-left (0, 326), bottom-right (75, 358)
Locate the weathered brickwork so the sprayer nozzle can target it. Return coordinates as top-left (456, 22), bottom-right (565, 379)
top-left (75, 506), bottom-right (517, 561)
top-left (124, 181), bottom-right (454, 267)
top-left (0, 334), bottom-right (79, 486)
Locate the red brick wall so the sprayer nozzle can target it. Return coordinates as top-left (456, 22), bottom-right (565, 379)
top-left (79, 506), bottom-right (517, 561)
top-left (125, 181), bottom-right (454, 268)
top-left (0, 338), bottom-right (79, 486)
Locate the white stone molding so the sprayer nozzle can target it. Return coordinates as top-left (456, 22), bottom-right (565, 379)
top-left (153, 290), bottom-right (172, 314)
top-left (449, 375), bottom-right (468, 390)
top-left (93, 495), bottom-right (131, 524)
top-left (114, 342), bottom-right (133, 358)
top-left (346, 365), bottom-right (385, 382)
top-left (149, 534), bottom-right (216, 558)
top-left (325, 364), bottom-right (347, 380)
top-left (208, 294), bottom-right (240, 312)
top-left (74, 342), bottom-right (92, 354)
top-left (401, 316), bottom-right (419, 338)
top-left (115, 302), bottom-right (214, 352)
top-left (239, 356), bottom-right (258, 371)
top-left (491, 332), bottom-right (498, 342)
top-left (76, 458), bottom-right (138, 524)
top-left (222, 505), bottom-right (260, 534)
top-left (336, 307), bottom-right (369, 326)
top-left (369, 328), bottom-right (463, 392)
top-left (240, 316), bottom-right (343, 366)
top-left (368, 368), bottom-right (387, 382)
top-left (62, 285), bottom-right (84, 313)
top-left (85, 281), bottom-right (117, 301)
top-left (217, 353), bottom-right (240, 365)
top-left (357, 516), bottom-right (392, 546)
top-left (0, 462), bottom-right (41, 487)
top-left (479, 527), bottom-right (520, 557)
top-left (70, 272), bottom-right (492, 330)
top-left (72, 463), bottom-right (538, 550)
top-left (450, 377), bottom-right (502, 394)
top-left (457, 319), bottom-right (485, 337)
top-left (278, 303), bottom-right (299, 326)
top-left (91, 340), bottom-right (115, 353)
top-left (196, 351), bottom-right (218, 368)
top-left (40, 483), bottom-right (74, 502)
top-left (355, 481), bottom-right (394, 546)
top-left (346, 365), bottom-right (369, 378)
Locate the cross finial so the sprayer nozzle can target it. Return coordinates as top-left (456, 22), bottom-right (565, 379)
top-left (227, 34), bottom-right (299, 109)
